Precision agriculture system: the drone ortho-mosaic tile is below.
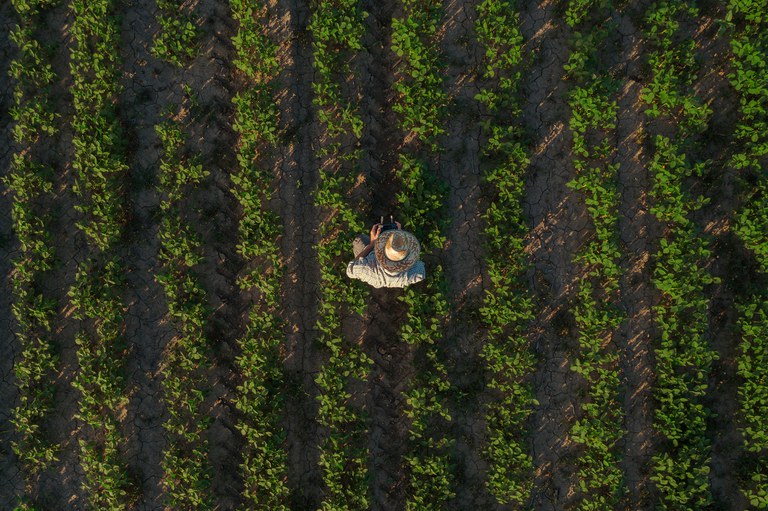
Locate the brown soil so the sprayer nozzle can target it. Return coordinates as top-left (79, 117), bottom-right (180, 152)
top-left (272, 0), bottom-right (324, 508)
top-left (435, 1), bottom-right (496, 509)
top-left (117, 0), bottom-right (174, 508)
top-left (357, 0), bottom-right (414, 509)
top-left (181, 1), bottom-right (245, 507)
top-left (519, 1), bottom-right (587, 509)
top-left (364, 290), bottom-right (411, 511)
top-left (120, 0), bottom-right (246, 507)
top-left (611, 3), bottom-right (660, 510)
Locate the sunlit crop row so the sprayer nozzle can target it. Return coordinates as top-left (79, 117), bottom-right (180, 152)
top-left (6, 1), bottom-right (61, 491)
top-left (564, 4), bottom-right (626, 508)
top-left (642, 3), bottom-right (719, 508)
top-left (229, 1), bottom-right (290, 508)
top-left (309, 1), bottom-right (372, 508)
top-left (67, 0), bottom-right (134, 507)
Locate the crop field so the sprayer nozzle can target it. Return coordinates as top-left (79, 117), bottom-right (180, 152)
top-left (0, 0), bottom-right (766, 510)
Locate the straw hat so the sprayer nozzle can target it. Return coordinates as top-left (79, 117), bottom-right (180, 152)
top-left (374, 229), bottom-right (420, 274)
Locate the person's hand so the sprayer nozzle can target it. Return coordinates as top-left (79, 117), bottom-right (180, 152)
top-left (395, 221), bottom-right (402, 229)
top-left (370, 223), bottom-right (383, 242)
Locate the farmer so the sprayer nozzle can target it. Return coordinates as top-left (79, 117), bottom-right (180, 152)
top-left (346, 221), bottom-right (426, 288)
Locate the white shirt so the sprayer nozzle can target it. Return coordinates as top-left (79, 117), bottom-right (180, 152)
top-left (346, 253), bottom-right (426, 288)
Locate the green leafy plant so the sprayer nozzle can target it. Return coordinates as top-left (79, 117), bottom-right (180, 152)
top-left (229, 1), bottom-right (291, 508)
top-left (390, 2), bottom-right (455, 506)
top-left (560, 3), bottom-right (628, 508)
top-left (640, 1), bottom-right (712, 137)
top-left (68, 0), bottom-right (136, 507)
top-left (727, 2), bottom-right (768, 505)
top-left (6, 0), bottom-right (62, 486)
top-left (473, 1), bottom-right (539, 505)
top-left (154, 111), bottom-right (214, 510)
top-left (641, 5), bottom-right (719, 506)
top-left (391, 0), bottom-right (448, 147)
top-left (307, 1), bottom-right (374, 508)
top-left (152, 0), bottom-right (201, 66)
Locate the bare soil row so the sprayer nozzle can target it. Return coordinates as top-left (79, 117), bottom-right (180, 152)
top-left (0, 0), bottom-right (757, 510)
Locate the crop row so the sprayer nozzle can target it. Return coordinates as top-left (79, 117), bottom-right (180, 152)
top-left (308, 1), bottom-right (373, 508)
top-left (5, 0), bottom-right (61, 490)
top-left (152, 0), bottom-right (200, 67)
top-left (726, 1), bottom-right (768, 507)
top-left (473, 0), bottom-right (536, 506)
top-left (153, 79), bottom-right (214, 510)
top-left (392, 1), bottom-right (454, 509)
top-left (564, 0), bottom-right (600, 28)
top-left (67, 0), bottom-right (134, 508)
top-left (641, 3), bottom-right (719, 508)
top-left (737, 300), bottom-right (768, 509)
top-left (229, 1), bottom-right (290, 509)
top-left (564, 7), bottom-right (627, 510)
top-left (391, 0), bottom-right (448, 149)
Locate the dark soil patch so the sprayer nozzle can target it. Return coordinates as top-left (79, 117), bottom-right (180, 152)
top-left (519, 0), bottom-right (586, 508)
top-left (610, 3), bottom-right (660, 510)
top-left (273, 1), bottom-right (324, 508)
top-left (357, 0), bottom-right (414, 509)
top-left (435, 1), bottom-right (496, 509)
top-left (117, 0), bottom-right (173, 508)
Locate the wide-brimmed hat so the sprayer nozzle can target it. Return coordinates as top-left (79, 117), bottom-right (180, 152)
top-left (374, 229), bottom-right (420, 274)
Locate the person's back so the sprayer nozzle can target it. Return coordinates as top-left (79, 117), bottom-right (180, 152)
top-left (346, 222), bottom-right (425, 288)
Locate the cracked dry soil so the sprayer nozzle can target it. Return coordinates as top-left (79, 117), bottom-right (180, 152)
top-left (0, 0), bottom-right (759, 510)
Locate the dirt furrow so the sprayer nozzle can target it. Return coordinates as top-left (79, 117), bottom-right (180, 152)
top-left (689, 6), bottom-right (747, 509)
top-left (519, 1), bottom-right (584, 509)
top-left (365, 292), bottom-right (410, 511)
top-left (0, 1), bottom-right (23, 504)
top-left (117, 0), bottom-right (174, 507)
top-left (435, 0), bottom-right (493, 508)
top-left (178, 1), bottom-right (244, 507)
top-left (610, 4), bottom-right (659, 509)
top-left (273, 1), bottom-right (324, 508)
top-left (356, 0), bottom-right (415, 509)
top-left (360, 0), bottom-right (400, 202)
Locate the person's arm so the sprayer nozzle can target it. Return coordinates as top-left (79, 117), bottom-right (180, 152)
top-left (358, 223), bottom-right (383, 259)
top-left (408, 261), bottom-right (426, 285)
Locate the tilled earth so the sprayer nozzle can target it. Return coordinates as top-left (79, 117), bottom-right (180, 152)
top-left (0, 0), bottom-right (755, 510)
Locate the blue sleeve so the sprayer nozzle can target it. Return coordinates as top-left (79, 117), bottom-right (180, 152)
top-left (409, 262), bottom-right (426, 284)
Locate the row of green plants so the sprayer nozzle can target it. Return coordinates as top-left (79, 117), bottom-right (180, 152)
top-left (154, 112), bottom-right (214, 510)
top-left (396, 156), bottom-right (453, 511)
top-left (737, 299), bottom-right (768, 509)
top-left (150, 48), bottom-right (214, 506)
top-left (564, 0), bottom-right (601, 28)
top-left (152, 0), bottom-right (201, 67)
top-left (726, 1), bottom-right (768, 507)
top-left (646, 135), bottom-right (719, 511)
top-left (67, 0), bottom-right (135, 508)
top-left (392, 1), bottom-right (454, 508)
top-left (6, 0), bottom-right (61, 487)
top-left (229, 0), bottom-right (290, 508)
top-left (473, 0), bottom-right (537, 506)
top-left (640, 2), bottom-right (711, 134)
top-left (391, 0), bottom-right (448, 148)
top-left (642, 3), bottom-right (719, 508)
top-left (564, 9), bottom-right (626, 510)
top-left (308, 1), bottom-right (373, 508)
